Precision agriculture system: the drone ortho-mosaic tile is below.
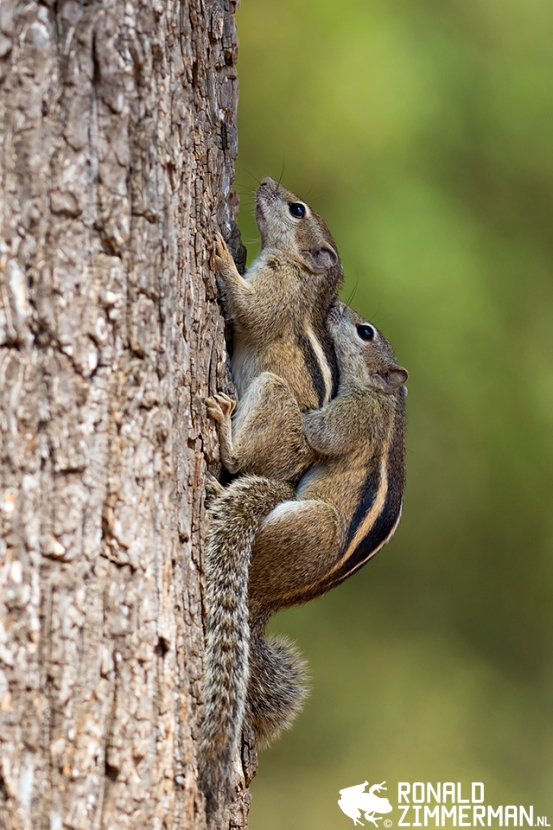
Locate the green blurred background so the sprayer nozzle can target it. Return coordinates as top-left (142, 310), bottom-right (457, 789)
top-left (232, 0), bottom-right (553, 825)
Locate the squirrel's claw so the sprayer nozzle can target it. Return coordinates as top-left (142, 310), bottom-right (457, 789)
top-left (214, 234), bottom-right (235, 270)
top-left (206, 393), bottom-right (236, 424)
top-left (205, 473), bottom-right (225, 504)
top-left (214, 393), bottom-right (236, 417)
top-left (206, 397), bottom-right (224, 423)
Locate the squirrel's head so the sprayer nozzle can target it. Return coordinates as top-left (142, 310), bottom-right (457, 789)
top-left (256, 178), bottom-right (342, 286)
top-left (327, 301), bottom-right (408, 397)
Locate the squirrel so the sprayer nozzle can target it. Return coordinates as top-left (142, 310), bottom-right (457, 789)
top-left (210, 176), bottom-right (342, 482)
top-left (199, 300), bottom-right (408, 803)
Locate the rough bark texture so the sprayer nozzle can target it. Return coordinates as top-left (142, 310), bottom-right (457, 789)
top-left (0, 1), bottom-right (251, 827)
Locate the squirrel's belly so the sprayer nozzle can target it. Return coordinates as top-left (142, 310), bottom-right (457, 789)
top-left (231, 341), bottom-right (259, 398)
top-left (232, 340), bottom-right (322, 411)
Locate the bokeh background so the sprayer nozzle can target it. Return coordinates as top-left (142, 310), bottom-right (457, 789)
top-left (232, 0), bottom-right (553, 826)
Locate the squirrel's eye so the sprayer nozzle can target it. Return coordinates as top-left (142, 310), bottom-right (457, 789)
top-left (289, 202), bottom-right (306, 218)
top-left (356, 324), bottom-right (375, 342)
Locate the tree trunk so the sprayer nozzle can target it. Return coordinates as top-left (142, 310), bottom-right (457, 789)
top-left (0, 1), bottom-right (249, 827)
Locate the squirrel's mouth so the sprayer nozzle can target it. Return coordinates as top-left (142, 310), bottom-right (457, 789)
top-left (255, 179), bottom-right (279, 233)
top-left (256, 177), bottom-right (279, 209)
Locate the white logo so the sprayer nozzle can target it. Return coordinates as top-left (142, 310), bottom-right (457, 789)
top-left (338, 781), bottom-right (393, 827)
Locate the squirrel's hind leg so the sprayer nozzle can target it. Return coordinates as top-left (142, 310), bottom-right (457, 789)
top-left (230, 372), bottom-right (314, 481)
top-left (249, 499), bottom-right (343, 607)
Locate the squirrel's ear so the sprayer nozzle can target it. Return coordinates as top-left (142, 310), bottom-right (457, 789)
top-left (301, 246), bottom-right (337, 273)
top-left (380, 365), bottom-right (408, 392)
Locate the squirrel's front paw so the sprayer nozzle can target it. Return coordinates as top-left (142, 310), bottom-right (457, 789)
top-left (214, 234), bottom-right (236, 272)
top-left (205, 473), bottom-right (225, 505)
top-left (206, 393), bottom-right (236, 423)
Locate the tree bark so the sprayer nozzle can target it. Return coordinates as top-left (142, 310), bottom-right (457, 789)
top-left (0, 1), bottom-right (249, 827)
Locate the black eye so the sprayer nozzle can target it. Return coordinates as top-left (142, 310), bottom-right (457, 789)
top-left (289, 202), bottom-right (306, 218)
top-left (357, 324), bottom-right (375, 342)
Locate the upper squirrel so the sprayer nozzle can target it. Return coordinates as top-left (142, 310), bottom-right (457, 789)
top-left (200, 301), bottom-right (408, 804)
top-left (219, 176), bottom-right (342, 408)
top-left (212, 177), bottom-right (343, 482)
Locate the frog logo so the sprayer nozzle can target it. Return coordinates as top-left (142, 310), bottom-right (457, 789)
top-left (338, 781), bottom-right (392, 827)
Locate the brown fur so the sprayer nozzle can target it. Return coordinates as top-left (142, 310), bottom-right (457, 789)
top-left (249, 303), bottom-right (407, 621)
top-left (200, 301), bottom-right (408, 803)
top-left (222, 178), bottom-right (342, 409)
top-left (210, 177), bottom-right (342, 485)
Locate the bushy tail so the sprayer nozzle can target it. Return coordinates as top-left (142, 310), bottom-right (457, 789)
top-left (248, 633), bottom-right (309, 749)
top-left (199, 476), bottom-right (294, 806)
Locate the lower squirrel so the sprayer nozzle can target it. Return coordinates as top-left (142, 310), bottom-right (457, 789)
top-left (199, 301), bottom-right (408, 803)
